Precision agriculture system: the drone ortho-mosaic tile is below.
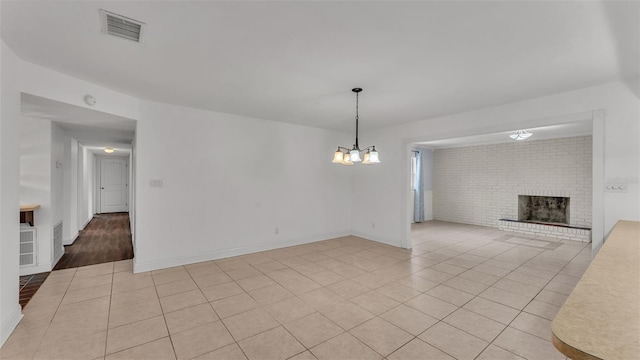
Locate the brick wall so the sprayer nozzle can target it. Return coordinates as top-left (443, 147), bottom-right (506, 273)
top-left (433, 136), bottom-right (592, 228)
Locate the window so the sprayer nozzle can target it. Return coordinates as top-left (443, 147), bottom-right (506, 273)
top-left (411, 155), bottom-right (417, 190)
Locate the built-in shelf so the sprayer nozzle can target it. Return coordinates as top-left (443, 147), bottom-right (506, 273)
top-left (20, 204), bottom-right (40, 226)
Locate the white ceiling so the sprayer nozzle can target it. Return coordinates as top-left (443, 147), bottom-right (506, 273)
top-left (416, 122), bottom-right (593, 149)
top-left (21, 93), bottom-right (135, 150)
top-left (2, 2), bottom-right (638, 131)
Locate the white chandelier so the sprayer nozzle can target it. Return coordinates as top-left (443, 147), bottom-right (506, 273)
top-left (510, 130), bottom-right (532, 140)
top-left (332, 88), bottom-right (380, 165)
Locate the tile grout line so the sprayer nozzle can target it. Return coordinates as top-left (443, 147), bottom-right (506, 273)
top-left (406, 225), bottom-right (587, 359)
top-left (469, 234), bottom-right (590, 359)
top-left (34, 268), bottom-right (77, 357)
top-left (153, 266), bottom-right (181, 360)
top-left (99, 261), bottom-right (170, 358)
top-left (103, 262), bottom-right (115, 359)
top-left (185, 262), bottom-right (251, 360)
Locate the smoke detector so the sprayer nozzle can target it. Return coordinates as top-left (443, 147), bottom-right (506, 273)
top-left (99, 9), bottom-right (145, 43)
top-left (84, 95), bottom-right (96, 106)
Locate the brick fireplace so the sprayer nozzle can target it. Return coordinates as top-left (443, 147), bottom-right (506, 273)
top-left (518, 195), bottom-right (570, 225)
top-left (499, 194), bottom-right (589, 243)
top-left (433, 136), bottom-right (592, 242)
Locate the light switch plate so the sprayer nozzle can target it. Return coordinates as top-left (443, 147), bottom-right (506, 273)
top-left (149, 179), bottom-right (163, 187)
top-left (605, 183), bottom-right (627, 193)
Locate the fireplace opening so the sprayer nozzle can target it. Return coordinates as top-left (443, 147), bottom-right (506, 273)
top-left (518, 195), bottom-right (570, 225)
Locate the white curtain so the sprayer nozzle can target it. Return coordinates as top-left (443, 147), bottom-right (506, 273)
top-left (414, 150), bottom-right (425, 223)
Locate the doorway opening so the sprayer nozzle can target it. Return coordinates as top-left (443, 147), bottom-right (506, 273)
top-left (405, 112), bottom-right (602, 253)
top-left (53, 155), bottom-right (133, 269)
top-left (410, 148), bottom-right (434, 223)
top-left (18, 93), bottom-right (137, 304)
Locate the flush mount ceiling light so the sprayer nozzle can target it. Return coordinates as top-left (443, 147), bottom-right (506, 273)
top-left (510, 130), bottom-right (532, 141)
top-left (332, 88), bottom-right (380, 165)
top-left (104, 148), bottom-right (115, 153)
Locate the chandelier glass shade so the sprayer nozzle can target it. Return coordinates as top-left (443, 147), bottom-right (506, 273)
top-left (332, 88), bottom-right (380, 165)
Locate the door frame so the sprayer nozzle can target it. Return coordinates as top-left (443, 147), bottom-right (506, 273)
top-left (96, 156), bottom-right (130, 214)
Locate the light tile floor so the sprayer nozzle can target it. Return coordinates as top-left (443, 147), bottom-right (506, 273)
top-left (1, 221), bottom-right (589, 359)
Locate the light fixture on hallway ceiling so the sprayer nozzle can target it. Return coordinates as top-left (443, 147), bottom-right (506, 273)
top-left (104, 148), bottom-right (115, 153)
top-left (332, 88), bottom-right (380, 165)
top-left (510, 130), bottom-right (532, 141)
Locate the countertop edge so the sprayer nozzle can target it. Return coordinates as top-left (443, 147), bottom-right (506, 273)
top-left (552, 330), bottom-right (602, 360)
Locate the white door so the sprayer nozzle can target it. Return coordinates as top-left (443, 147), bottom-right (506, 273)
top-left (100, 158), bottom-right (128, 213)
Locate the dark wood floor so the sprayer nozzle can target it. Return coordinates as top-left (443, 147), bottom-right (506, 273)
top-left (53, 213), bottom-right (134, 270)
top-left (19, 272), bottom-right (50, 308)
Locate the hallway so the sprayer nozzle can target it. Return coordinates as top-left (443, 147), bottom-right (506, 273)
top-left (53, 213), bottom-right (133, 270)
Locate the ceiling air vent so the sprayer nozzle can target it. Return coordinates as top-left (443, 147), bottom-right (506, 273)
top-left (99, 9), bottom-right (145, 43)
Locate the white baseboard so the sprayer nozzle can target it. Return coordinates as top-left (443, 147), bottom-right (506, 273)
top-left (1, 304), bottom-right (23, 347)
top-left (19, 262), bottom-right (52, 276)
top-left (351, 231), bottom-right (404, 248)
top-left (133, 231), bottom-right (351, 273)
top-left (53, 249), bottom-right (64, 268)
top-left (81, 217), bottom-right (92, 230)
top-left (63, 231), bottom-right (79, 246)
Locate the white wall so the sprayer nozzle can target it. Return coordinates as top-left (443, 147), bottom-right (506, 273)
top-left (77, 145), bottom-right (95, 229)
top-left (129, 137), bottom-right (136, 249)
top-left (0, 40), bottom-right (23, 347)
top-left (50, 123), bottom-right (64, 264)
top-left (134, 100), bottom-right (353, 272)
top-left (63, 135), bottom-right (78, 244)
top-left (19, 117), bottom-right (54, 275)
top-left (19, 61), bottom-right (139, 121)
top-left (424, 191), bottom-right (433, 222)
top-left (421, 148), bottom-right (433, 221)
top-left (18, 118), bottom-right (66, 274)
top-left (353, 79), bottom-right (639, 254)
top-left (15, 63), bottom-right (352, 276)
top-left (433, 136), bottom-right (592, 228)
top-left (77, 143), bottom-right (85, 230)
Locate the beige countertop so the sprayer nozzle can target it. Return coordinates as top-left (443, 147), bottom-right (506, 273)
top-left (20, 204), bottom-right (41, 212)
top-left (551, 220), bottom-right (640, 360)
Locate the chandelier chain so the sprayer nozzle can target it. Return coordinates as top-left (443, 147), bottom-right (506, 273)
top-left (355, 91), bottom-right (359, 149)
top-left (331, 87), bottom-right (379, 165)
